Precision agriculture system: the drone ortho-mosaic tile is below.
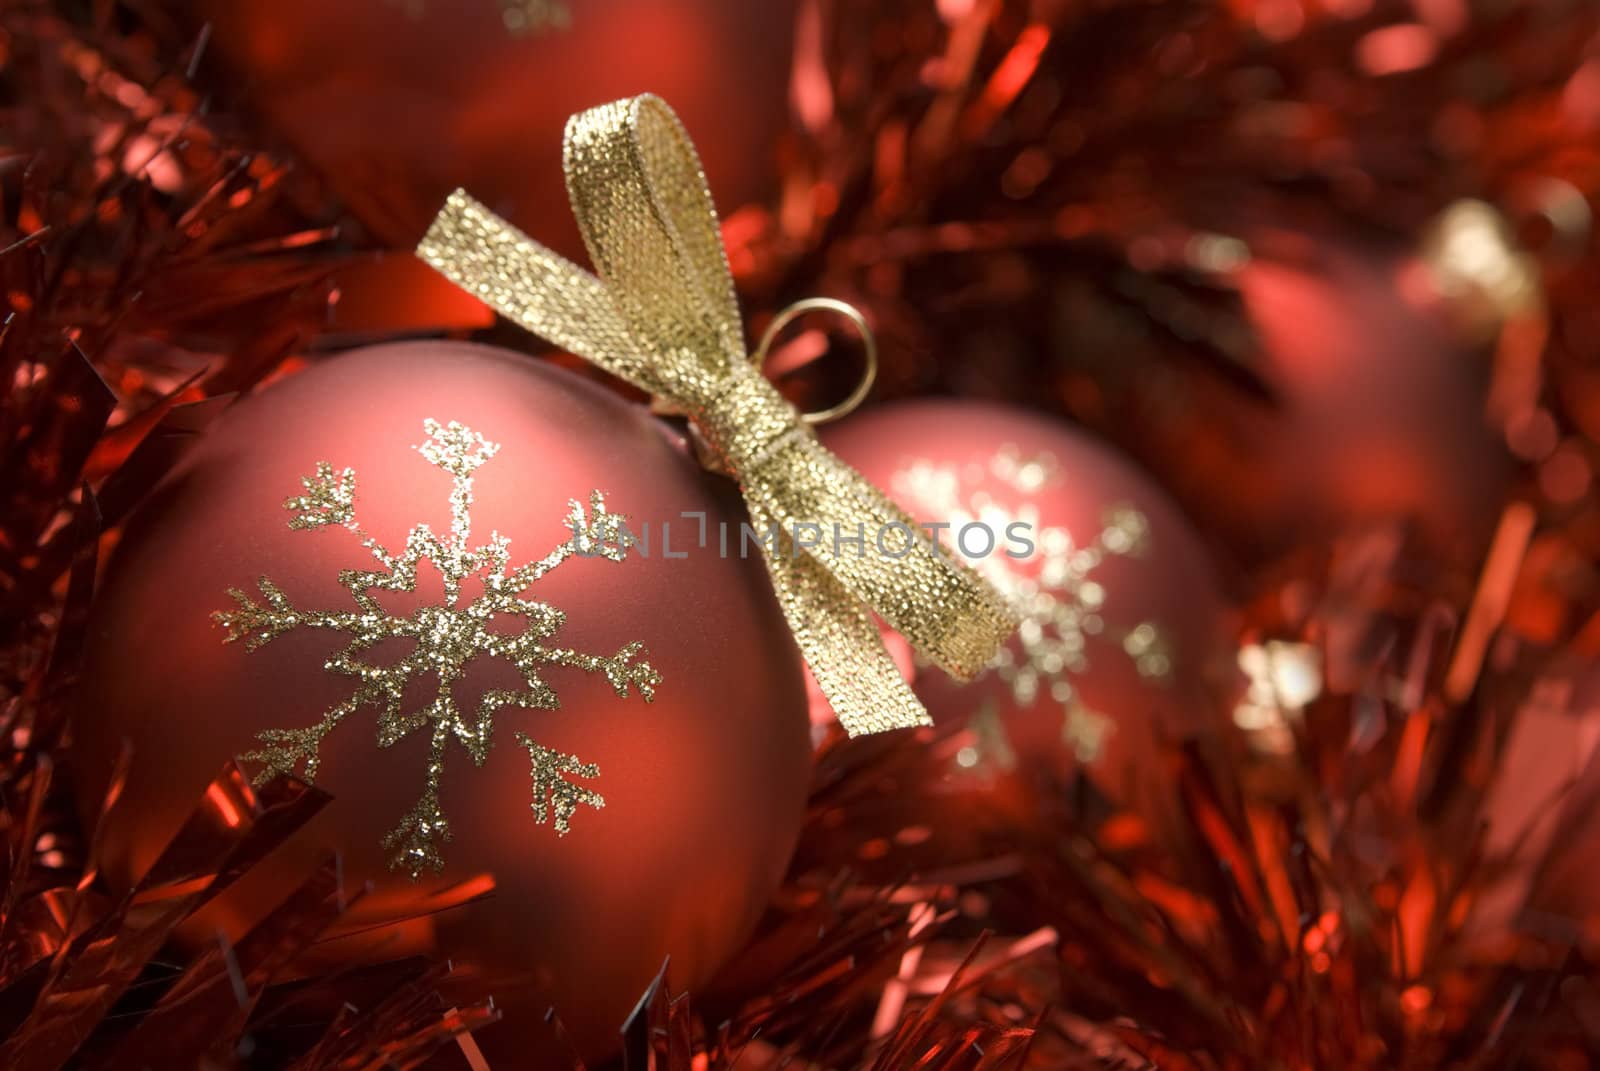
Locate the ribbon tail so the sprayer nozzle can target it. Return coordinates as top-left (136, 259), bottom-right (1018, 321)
top-left (749, 504), bottom-right (932, 737)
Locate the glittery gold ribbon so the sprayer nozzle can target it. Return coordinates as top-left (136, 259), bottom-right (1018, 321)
top-left (417, 94), bottom-right (1017, 735)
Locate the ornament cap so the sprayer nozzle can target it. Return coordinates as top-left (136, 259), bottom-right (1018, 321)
top-left (753, 296), bottom-right (879, 427)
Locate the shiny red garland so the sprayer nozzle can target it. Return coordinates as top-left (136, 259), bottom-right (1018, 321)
top-left (3, 2), bottom-right (1599, 1069)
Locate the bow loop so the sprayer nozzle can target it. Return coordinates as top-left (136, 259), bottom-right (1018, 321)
top-left (564, 96), bottom-right (745, 388)
top-left (419, 95), bottom-right (1020, 736)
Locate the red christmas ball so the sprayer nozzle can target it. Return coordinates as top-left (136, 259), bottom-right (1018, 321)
top-left (823, 401), bottom-right (1234, 810)
top-left (185, 0), bottom-right (794, 252)
top-left (72, 342), bottom-right (812, 1063)
top-left (1230, 237), bottom-right (1513, 556)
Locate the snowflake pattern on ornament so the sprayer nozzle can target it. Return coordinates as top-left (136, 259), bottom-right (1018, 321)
top-left (214, 419), bottom-right (659, 877)
top-left (895, 447), bottom-right (1170, 768)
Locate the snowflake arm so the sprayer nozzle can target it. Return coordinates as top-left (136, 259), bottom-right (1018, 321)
top-left (382, 719), bottom-right (455, 876)
top-left (339, 525), bottom-right (451, 612)
top-left (457, 684), bottom-right (560, 758)
top-left (382, 791), bottom-right (452, 878)
top-left (375, 688), bottom-right (451, 751)
top-left (284, 456), bottom-right (422, 590)
top-left (417, 418), bottom-right (499, 477)
top-left (239, 689), bottom-right (369, 783)
top-left (514, 733), bottom-right (604, 835)
top-left (497, 491), bottom-right (633, 592)
top-left (285, 462), bottom-right (357, 530)
top-left (564, 491), bottom-right (633, 561)
top-left (215, 578), bottom-right (370, 649)
top-left (531, 641), bottom-right (661, 700)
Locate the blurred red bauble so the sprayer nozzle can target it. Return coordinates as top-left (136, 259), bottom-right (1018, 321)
top-left (823, 401), bottom-right (1234, 810)
top-left (71, 342), bottom-right (812, 1063)
top-left (1178, 233), bottom-right (1515, 562)
top-left (186, 0), bottom-right (794, 250)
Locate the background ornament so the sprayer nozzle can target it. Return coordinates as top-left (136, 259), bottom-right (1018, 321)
top-left (890, 447), bottom-right (1161, 766)
top-left (182, 0), bottom-right (793, 253)
top-left (825, 400), bottom-right (1236, 814)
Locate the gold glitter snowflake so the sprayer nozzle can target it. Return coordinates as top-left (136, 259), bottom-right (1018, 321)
top-left (894, 447), bottom-right (1170, 766)
top-left (214, 419), bottom-right (659, 877)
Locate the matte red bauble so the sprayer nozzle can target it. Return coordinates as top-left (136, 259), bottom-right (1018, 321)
top-left (1231, 237), bottom-right (1512, 558)
top-left (185, 0), bottom-right (793, 251)
top-left (1086, 233), bottom-right (1513, 569)
top-left (824, 401), bottom-right (1233, 809)
top-left (71, 342), bottom-right (812, 1063)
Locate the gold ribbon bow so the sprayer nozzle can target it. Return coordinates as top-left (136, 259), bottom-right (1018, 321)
top-left (418, 94), bottom-right (1017, 735)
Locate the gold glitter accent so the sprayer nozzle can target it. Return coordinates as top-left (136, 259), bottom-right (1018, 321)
top-left (966, 701), bottom-right (1017, 771)
top-left (214, 419), bottom-right (659, 877)
top-left (500, 0), bottom-right (571, 33)
top-left (1062, 705), bottom-right (1114, 764)
top-left (385, 0), bottom-right (571, 35)
top-left (1419, 199), bottom-right (1542, 338)
top-left (893, 448), bottom-right (1169, 765)
top-left (1234, 641), bottom-right (1322, 756)
top-left (416, 94), bottom-right (1018, 736)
